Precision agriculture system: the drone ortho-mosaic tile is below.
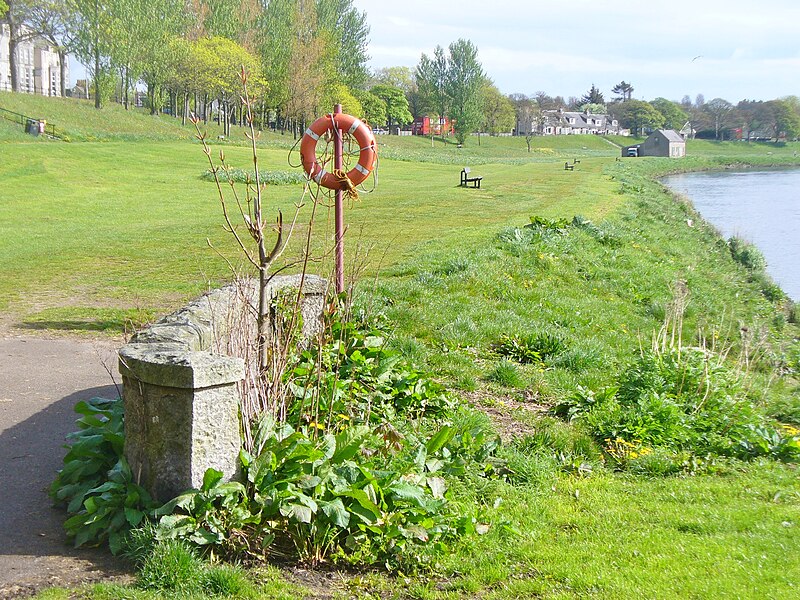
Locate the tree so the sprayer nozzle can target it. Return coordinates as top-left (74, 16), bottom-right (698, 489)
top-left (481, 82), bottom-right (514, 135)
top-left (283, 0), bottom-right (334, 135)
top-left (353, 89), bottom-right (386, 128)
top-left (370, 66), bottom-right (413, 92)
top-left (444, 38), bottom-right (484, 145)
top-left (25, 0), bottom-right (76, 97)
top-left (534, 91), bottom-right (564, 110)
top-left (370, 84), bottom-right (412, 130)
top-left (737, 100), bottom-right (772, 140)
top-left (257, 0), bottom-right (294, 120)
top-left (770, 98), bottom-right (800, 140)
top-left (320, 81), bottom-right (362, 118)
top-left (105, 0), bottom-right (187, 113)
top-left (192, 36), bottom-right (263, 136)
top-left (579, 102), bottom-right (606, 114)
top-left (415, 44), bottom-right (449, 132)
top-left (704, 98), bottom-right (734, 140)
top-left (581, 83), bottom-right (604, 106)
top-left (508, 93), bottom-right (536, 135)
top-left (650, 98), bottom-right (688, 130)
top-left (2, 0), bottom-right (40, 92)
top-left (610, 99), bottom-right (664, 136)
top-left (611, 80), bottom-right (634, 102)
top-left (68, 0), bottom-right (116, 108)
top-left (316, 0), bottom-right (369, 88)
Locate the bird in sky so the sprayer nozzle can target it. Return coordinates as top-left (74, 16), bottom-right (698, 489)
top-left (692, 55), bottom-right (703, 62)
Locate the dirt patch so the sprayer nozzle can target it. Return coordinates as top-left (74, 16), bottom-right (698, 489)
top-left (461, 389), bottom-right (550, 440)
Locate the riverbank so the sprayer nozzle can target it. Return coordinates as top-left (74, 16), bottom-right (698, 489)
top-left (1, 112), bottom-right (796, 598)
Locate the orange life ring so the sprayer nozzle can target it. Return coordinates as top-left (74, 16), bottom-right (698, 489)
top-left (300, 113), bottom-right (377, 190)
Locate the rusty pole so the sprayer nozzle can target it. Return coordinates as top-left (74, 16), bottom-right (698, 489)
top-left (333, 103), bottom-right (344, 295)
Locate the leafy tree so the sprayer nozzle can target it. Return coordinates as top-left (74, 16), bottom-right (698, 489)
top-left (415, 44), bottom-right (449, 130)
top-left (370, 84), bottom-right (412, 129)
top-left (481, 82), bottom-right (514, 134)
top-left (320, 81), bottom-right (362, 118)
top-left (737, 99), bottom-right (773, 139)
top-left (579, 102), bottom-right (606, 114)
top-left (192, 36), bottom-right (263, 135)
top-left (353, 89), bottom-right (386, 128)
top-left (771, 98), bottom-right (800, 140)
top-left (611, 80), bottom-right (634, 102)
top-left (611, 99), bottom-right (664, 136)
top-left (0, 0), bottom-right (7, 16)
top-left (283, 0), bottom-right (335, 134)
top-left (316, 0), bottom-right (370, 89)
top-left (444, 38), bottom-right (485, 145)
top-left (257, 0), bottom-right (294, 118)
top-left (20, 0), bottom-right (74, 96)
top-left (68, 0), bottom-right (116, 108)
top-left (650, 98), bottom-right (688, 130)
top-left (370, 66), bottom-right (413, 92)
top-left (703, 97), bottom-right (734, 140)
top-left (106, 0), bottom-right (187, 113)
top-left (508, 93), bottom-right (540, 136)
top-left (580, 83), bottom-right (604, 105)
top-left (2, 0), bottom-right (42, 92)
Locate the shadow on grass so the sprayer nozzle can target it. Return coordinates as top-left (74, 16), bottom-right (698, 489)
top-left (20, 318), bottom-right (132, 334)
top-left (20, 308), bottom-right (156, 335)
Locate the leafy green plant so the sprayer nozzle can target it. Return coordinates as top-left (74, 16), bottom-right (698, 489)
top-left (571, 214), bottom-right (621, 247)
top-left (50, 397), bottom-right (157, 552)
top-left (526, 215), bottom-right (571, 233)
top-left (728, 236), bottom-right (767, 271)
top-left (558, 348), bottom-right (800, 466)
top-left (156, 415), bottom-right (483, 571)
top-left (286, 313), bottom-right (453, 427)
top-left (486, 359), bottom-right (525, 387)
top-left (155, 468), bottom-right (256, 553)
top-left (493, 331), bottom-right (567, 364)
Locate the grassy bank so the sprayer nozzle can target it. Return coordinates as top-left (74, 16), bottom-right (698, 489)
top-left (4, 95), bottom-right (798, 598)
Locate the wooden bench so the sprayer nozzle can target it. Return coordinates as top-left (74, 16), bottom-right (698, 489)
top-left (565, 159), bottom-right (580, 170)
top-left (461, 167), bottom-right (483, 188)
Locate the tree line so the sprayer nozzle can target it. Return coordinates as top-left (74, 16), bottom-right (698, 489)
top-left (2, 0), bottom-right (516, 142)
top-left (3, 0), bottom-right (795, 144)
top-left (508, 81), bottom-right (800, 141)
top-left (1, 0), bottom-right (389, 135)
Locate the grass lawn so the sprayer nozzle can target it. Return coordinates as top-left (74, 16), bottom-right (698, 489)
top-left (3, 96), bottom-right (800, 599)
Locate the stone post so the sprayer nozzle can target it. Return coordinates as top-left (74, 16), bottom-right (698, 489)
top-left (118, 275), bottom-right (327, 502)
top-left (119, 344), bottom-right (244, 502)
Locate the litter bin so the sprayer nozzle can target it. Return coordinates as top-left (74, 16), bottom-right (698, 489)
top-left (26, 119), bottom-right (39, 136)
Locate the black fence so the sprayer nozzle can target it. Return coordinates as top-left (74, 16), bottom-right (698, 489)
top-left (0, 106), bottom-right (60, 138)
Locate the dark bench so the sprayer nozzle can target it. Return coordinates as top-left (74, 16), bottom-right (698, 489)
top-left (461, 167), bottom-right (483, 188)
top-left (564, 162), bottom-right (574, 171)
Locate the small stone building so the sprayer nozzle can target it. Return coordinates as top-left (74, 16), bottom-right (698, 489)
top-left (623, 129), bottom-right (686, 158)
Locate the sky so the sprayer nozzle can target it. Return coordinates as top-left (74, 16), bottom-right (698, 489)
top-left (353, 0), bottom-right (800, 103)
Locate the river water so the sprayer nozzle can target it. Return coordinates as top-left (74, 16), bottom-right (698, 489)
top-left (662, 169), bottom-right (800, 300)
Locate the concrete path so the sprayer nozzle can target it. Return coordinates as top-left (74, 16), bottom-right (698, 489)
top-left (0, 336), bottom-right (131, 598)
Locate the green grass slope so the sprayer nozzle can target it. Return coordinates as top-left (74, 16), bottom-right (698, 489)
top-left (2, 91), bottom-right (799, 599)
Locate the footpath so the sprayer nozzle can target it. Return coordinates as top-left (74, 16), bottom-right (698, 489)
top-left (0, 336), bottom-right (131, 598)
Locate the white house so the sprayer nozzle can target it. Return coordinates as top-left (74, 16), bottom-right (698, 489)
top-left (0, 23), bottom-right (68, 96)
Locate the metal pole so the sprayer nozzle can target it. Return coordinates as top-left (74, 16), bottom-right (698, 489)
top-left (333, 104), bottom-right (344, 295)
